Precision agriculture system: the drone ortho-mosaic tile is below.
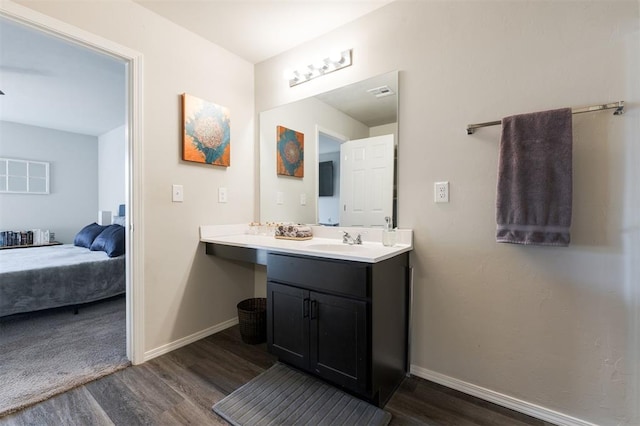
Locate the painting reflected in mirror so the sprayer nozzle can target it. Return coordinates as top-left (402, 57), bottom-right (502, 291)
top-left (259, 71), bottom-right (398, 228)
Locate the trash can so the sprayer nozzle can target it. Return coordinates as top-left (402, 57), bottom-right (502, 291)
top-left (237, 298), bottom-right (267, 344)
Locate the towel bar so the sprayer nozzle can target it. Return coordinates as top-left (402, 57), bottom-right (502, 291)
top-left (466, 101), bottom-right (625, 135)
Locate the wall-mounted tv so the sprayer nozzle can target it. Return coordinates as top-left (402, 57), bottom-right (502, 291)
top-left (319, 161), bottom-right (334, 197)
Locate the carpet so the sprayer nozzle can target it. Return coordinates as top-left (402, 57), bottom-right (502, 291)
top-left (0, 296), bottom-right (129, 417)
top-left (213, 363), bottom-right (391, 426)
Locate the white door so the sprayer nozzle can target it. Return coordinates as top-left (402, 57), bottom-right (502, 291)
top-left (339, 134), bottom-right (394, 227)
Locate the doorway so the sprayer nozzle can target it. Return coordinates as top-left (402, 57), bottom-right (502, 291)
top-left (339, 134), bottom-right (394, 227)
top-left (1, 3), bottom-right (143, 363)
top-left (317, 131), bottom-right (344, 226)
top-left (317, 129), bottom-right (394, 228)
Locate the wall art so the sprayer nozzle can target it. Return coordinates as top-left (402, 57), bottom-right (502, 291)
top-left (182, 93), bottom-right (230, 166)
top-left (276, 125), bottom-right (304, 177)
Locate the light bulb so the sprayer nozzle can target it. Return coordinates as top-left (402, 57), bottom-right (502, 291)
top-left (329, 50), bottom-right (343, 63)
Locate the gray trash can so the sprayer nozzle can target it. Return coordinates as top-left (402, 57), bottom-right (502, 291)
top-left (237, 298), bottom-right (267, 344)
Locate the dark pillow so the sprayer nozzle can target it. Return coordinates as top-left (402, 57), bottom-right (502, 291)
top-left (74, 223), bottom-right (107, 248)
top-left (90, 225), bottom-right (125, 257)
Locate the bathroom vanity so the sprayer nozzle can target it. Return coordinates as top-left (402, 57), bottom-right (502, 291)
top-left (200, 225), bottom-right (413, 407)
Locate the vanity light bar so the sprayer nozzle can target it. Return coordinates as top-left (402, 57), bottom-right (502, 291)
top-left (288, 49), bottom-right (353, 87)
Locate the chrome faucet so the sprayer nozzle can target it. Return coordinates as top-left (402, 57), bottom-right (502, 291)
top-left (342, 231), bottom-right (362, 245)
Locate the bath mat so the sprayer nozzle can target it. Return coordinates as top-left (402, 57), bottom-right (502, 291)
top-left (213, 363), bottom-right (391, 425)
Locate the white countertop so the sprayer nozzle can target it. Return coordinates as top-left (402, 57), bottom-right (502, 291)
top-left (200, 224), bottom-right (413, 263)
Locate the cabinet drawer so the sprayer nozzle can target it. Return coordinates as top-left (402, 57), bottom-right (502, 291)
top-left (267, 253), bottom-right (369, 298)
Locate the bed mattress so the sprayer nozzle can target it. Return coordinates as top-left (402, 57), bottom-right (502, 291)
top-left (0, 244), bottom-right (125, 317)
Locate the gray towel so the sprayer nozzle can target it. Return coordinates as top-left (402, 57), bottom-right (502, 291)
top-left (496, 108), bottom-right (573, 246)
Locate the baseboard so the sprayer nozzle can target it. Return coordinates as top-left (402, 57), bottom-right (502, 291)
top-left (143, 317), bottom-right (239, 362)
top-left (410, 365), bottom-right (598, 426)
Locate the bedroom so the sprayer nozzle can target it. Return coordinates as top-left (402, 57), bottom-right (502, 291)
top-left (0, 15), bottom-right (129, 411)
top-left (0, 1), bottom-right (638, 425)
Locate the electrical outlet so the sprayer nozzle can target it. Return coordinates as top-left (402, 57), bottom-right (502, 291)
top-left (172, 184), bottom-right (184, 202)
top-left (434, 181), bottom-right (449, 203)
top-left (218, 187), bottom-right (227, 203)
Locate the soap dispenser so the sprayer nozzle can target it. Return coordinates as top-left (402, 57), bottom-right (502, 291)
top-left (382, 216), bottom-right (396, 247)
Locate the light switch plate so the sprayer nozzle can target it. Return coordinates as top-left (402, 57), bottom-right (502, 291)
top-left (277, 191), bottom-right (284, 205)
top-left (300, 193), bottom-right (306, 206)
top-left (172, 184), bottom-right (184, 202)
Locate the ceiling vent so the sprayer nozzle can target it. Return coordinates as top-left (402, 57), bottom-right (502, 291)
top-left (367, 85), bottom-right (395, 98)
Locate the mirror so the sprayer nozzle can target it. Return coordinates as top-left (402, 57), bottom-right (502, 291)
top-left (259, 71), bottom-right (398, 227)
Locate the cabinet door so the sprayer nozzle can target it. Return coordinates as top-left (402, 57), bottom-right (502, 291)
top-left (267, 281), bottom-right (309, 370)
top-left (309, 291), bottom-right (368, 392)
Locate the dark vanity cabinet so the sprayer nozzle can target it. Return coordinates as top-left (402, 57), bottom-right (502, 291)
top-left (266, 251), bottom-right (410, 407)
top-left (268, 281), bottom-right (368, 393)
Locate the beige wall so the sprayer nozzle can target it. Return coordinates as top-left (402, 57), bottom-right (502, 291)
top-left (256, 1), bottom-right (639, 425)
top-left (14, 0), bottom-right (257, 354)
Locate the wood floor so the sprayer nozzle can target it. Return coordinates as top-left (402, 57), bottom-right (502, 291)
top-left (0, 326), bottom-right (555, 426)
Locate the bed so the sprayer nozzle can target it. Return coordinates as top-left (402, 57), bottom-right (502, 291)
top-left (0, 243), bottom-right (125, 317)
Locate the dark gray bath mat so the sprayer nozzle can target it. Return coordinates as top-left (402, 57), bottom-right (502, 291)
top-left (212, 363), bottom-right (391, 425)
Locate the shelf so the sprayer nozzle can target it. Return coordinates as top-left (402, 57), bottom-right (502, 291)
top-left (0, 242), bottom-right (62, 250)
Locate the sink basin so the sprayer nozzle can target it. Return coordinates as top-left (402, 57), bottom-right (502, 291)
top-left (306, 243), bottom-right (368, 252)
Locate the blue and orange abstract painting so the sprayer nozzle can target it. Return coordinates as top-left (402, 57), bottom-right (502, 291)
top-left (276, 125), bottom-right (304, 177)
top-left (182, 93), bottom-right (230, 166)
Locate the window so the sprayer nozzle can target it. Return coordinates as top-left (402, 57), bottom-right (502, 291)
top-left (0, 158), bottom-right (50, 194)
